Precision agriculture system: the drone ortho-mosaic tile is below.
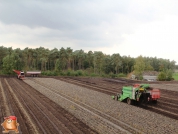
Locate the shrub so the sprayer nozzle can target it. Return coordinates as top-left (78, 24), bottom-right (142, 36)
top-left (76, 70), bottom-right (83, 76)
top-left (118, 73), bottom-right (126, 77)
top-left (66, 70), bottom-right (71, 76)
top-left (110, 73), bottom-right (117, 78)
top-left (60, 71), bottom-right (65, 76)
top-left (90, 73), bottom-right (98, 77)
top-left (158, 72), bottom-right (166, 81)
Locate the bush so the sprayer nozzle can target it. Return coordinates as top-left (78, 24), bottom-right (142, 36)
top-left (139, 76), bottom-right (143, 80)
top-left (52, 71), bottom-right (58, 76)
top-left (90, 73), bottom-right (99, 77)
top-left (158, 69), bottom-right (173, 81)
top-left (158, 72), bottom-right (166, 81)
top-left (101, 73), bottom-right (107, 77)
top-left (76, 70), bottom-right (83, 76)
top-left (118, 73), bottom-right (126, 77)
top-left (110, 74), bottom-right (117, 78)
top-left (60, 71), bottom-right (65, 76)
top-left (66, 70), bottom-right (71, 76)
top-left (58, 70), bottom-right (87, 77)
top-left (166, 70), bottom-right (173, 81)
top-left (42, 70), bottom-right (58, 76)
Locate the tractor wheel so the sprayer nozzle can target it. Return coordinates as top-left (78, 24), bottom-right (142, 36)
top-left (115, 96), bottom-right (117, 101)
top-left (127, 98), bottom-right (132, 105)
top-left (152, 100), bottom-right (157, 104)
top-left (115, 94), bottom-right (120, 101)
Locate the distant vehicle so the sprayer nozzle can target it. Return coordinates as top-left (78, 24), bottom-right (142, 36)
top-left (26, 71), bottom-right (41, 77)
top-left (13, 70), bottom-right (25, 80)
top-left (143, 75), bottom-right (157, 81)
top-left (131, 75), bottom-right (135, 79)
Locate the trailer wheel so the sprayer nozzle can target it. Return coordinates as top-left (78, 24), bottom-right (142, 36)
top-left (127, 98), bottom-right (132, 105)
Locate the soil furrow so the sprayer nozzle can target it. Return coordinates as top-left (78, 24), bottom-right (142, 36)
top-left (11, 78), bottom-right (95, 134)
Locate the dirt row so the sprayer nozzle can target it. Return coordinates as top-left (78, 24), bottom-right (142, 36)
top-left (0, 78), bottom-right (97, 134)
top-left (25, 77), bottom-right (178, 134)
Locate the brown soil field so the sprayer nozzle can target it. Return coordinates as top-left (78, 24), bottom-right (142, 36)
top-left (0, 76), bottom-right (178, 134)
top-left (0, 77), bottom-right (97, 134)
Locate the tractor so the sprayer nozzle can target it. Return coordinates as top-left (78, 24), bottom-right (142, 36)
top-left (13, 70), bottom-right (25, 80)
top-left (112, 84), bottom-right (160, 105)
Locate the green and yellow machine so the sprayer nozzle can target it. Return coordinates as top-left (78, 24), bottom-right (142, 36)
top-left (112, 84), bottom-right (160, 105)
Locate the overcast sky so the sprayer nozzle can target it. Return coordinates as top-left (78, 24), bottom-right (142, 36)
top-left (0, 0), bottom-right (178, 63)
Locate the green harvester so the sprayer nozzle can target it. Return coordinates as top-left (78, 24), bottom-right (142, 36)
top-left (112, 84), bottom-right (160, 105)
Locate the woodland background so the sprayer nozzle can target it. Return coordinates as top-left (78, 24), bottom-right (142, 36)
top-left (0, 46), bottom-right (176, 80)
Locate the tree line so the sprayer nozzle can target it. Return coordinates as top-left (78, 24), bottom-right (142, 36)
top-left (0, 46), bottom-right (176, 78)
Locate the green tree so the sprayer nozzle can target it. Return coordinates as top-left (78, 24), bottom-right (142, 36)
top-left (87, 51), bottom-right (94, 68)
top-left (158, 72), bottom-right (166, 81)
top-left (166, 69), bottom-right (173, 81)
top-left (59, 47), bottom-right (67, 70)
top-left (55, 59), bottom-right (60, 72)
top-left (49, 48), bottom-right (59, 70)
top-left (144, 58), bottom-right (154, 71)
top-left (77, 49), bottom-right (85, 70)
top-left (0, 46), bottom-right (8, 70)
top-left (103, 55), bottom-right (112, 74)
top-left (134, 55), bottom-right (145, 79)
top-left (37, 47), bottom-right (49, 71)
top-left (66, 47), bottom-right (73, 70)
top-left (111, 53), bottom-right (122, 74)
top-left (3, 55), bottom-right (14, 74)
top-left (93, 51), bottom-right (104, 75)
top-left (3, 52), bottom-right (22, 75)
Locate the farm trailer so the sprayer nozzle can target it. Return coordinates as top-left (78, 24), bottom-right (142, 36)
top-left (112, 84), bottom-right (160, 105)
top-left (26, 71), bottom-right (41, 77)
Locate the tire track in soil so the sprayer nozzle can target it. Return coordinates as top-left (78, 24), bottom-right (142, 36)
top-left (9, 78), bottom-right (65, 134)
top-left (8, 78), bottom-right (98, 134)
top-left (0, 78), bottom-right (24, 134)
top-left (0, 79), bottom-right (17, 134)
top-left (12, 78), bottom-right (97, 133)
top-left (4, 78), bottom-right (40, 134)
top-left (56, 77), bottom-right (178, 120)
top-left (0, 80), bottom-right (11, 116)
top-left (0, 79), bottom-right (5, 133)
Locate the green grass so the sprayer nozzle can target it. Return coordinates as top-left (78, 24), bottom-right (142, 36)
top-left (173, 73), bottom-right (178, 80)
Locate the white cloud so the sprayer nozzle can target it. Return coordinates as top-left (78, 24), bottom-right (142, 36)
top-left (106, 14), bottom-right (178, 62)
top-left (0, 21), bottom-right (77, 49)
top-left (0, 1), bottom-right (178, 63)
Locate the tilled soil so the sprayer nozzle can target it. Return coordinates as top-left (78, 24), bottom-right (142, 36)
top-left (24, 77), bottom-right (178, 134)
top-left (56, 77), bottom-right (178, 120)
top-left (1, 76), bottom-right (178, 134)
top-left (0, 77), bottom-right (97, 134)
top-left (149, 83), bottom-right (178, 91)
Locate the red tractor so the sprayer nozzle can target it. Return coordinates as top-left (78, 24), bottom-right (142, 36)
top-left (13, 70), bottom-right (25, 80)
